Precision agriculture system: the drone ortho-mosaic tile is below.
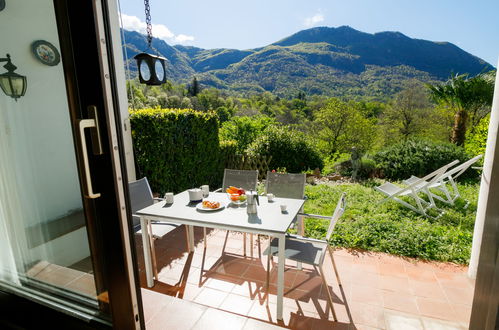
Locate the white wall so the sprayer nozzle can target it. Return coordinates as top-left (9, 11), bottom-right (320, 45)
top-left (0, 0), bottom-right (83, 225)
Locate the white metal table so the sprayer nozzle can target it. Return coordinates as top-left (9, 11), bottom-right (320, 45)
top-left (136, 190), bottom-right (305, 321)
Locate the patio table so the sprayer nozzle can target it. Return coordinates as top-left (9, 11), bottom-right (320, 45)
top-left (136, 190), bottom-right (305, 321)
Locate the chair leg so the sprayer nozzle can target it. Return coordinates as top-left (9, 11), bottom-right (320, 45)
top-left (184, 225), bottom-right (191, 251)
top-left (327, 246), bottom-right (342, 286)
top-left (257, 235), bottom-right (261, 259)
top-left (250, 234), bottom-right (254, 258)
top-left (319, 264), bottom-right (337, 321)
top-left (243, 233), bottom-right (247, 257)
top-left (222, 230), bottom-right (229, 254)
top-left (203, 227), bottom-right (207, 248)
top-left (266, 247), bottom-right (271, 294)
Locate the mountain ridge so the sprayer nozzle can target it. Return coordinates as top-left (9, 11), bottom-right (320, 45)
top-left (122, 26), bottom-right (493, 99)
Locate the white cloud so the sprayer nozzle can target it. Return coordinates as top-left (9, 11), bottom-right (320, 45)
top-left (120, 14), bottom-right (194, 44)
top-left (303, 13), bottom-right (325, 28)
top-left (175, 34), bottom-right (195, 43)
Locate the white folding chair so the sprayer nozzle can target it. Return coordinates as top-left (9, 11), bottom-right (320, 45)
top-left (215, 169), bottom-right (258, 256)
top-left (129, 177), bottom-right (187, 281)
top-left (403, 155), bottom-right (483, 206)
top-left (264, 193), bottom-right (346, 321)
top-left (265, 172), bottom-right (306, 234)
top-left (375, 160), bottom-right (459, 217)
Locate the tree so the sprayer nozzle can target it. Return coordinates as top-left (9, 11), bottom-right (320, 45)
top-left (314, 98), bottom-right (376, 158)
top-left (380, 82), bottom-right (433, 143)
top-left (219, 116), bottom-right (276, 153)
top-left (427, 72), bottom-right (494, 146)
top-left (188, 76), bottom-right (200, 97)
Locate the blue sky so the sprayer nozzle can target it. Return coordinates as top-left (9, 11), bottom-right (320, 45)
top-left (119, 0), bottom-right (499, 65)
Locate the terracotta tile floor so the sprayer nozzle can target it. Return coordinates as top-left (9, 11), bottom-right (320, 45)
top-left (137, 226), bottom-right (474, 329)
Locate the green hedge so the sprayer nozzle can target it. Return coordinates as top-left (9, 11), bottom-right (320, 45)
top-left (130, 108), bottom-right (221, 194)
top-left (246, 126), bottom-right (324, 173)
top-left (373, 139), bottom-right (475, 180)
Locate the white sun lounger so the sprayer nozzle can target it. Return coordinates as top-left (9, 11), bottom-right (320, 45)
top-left (403, 155), bottom-right (483, 206)
top-left (375, 160), bottom-right (459, 217)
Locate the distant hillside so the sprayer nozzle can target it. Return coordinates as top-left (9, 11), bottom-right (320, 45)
top-left (122, 26), bottom-right (493, 99)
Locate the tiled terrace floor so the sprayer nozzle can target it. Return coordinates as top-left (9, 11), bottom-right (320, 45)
top-left (136, 226), bottom-right (474, 330)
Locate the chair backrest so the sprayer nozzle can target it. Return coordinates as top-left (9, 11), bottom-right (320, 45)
top-left (222, 169), bottom-right (258, 192)
top-left (265, 172), bottom-right (306, 199)
top-left (129, 177), bottom-right (154, 227)
top-left (326, 193), bottom-right (346, 241)
top-left (444, 155), bottom-right (483, 180)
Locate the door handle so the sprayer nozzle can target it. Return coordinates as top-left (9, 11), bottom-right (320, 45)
top-left (78, 106), bottom-right (103, 198)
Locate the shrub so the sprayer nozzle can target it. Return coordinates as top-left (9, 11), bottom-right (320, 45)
top-left (130, 108), bottom-right (221, 194)
top-left (219, 116), bottom-right (276, 153)
top-left (373, 139), bottom-right (476, 180)
top-left (465, 114), bottom-right (489, 157)
top-left (246, 126), bottom-right (324, 173)
top-left (335, 157), bottom-right (378, 179)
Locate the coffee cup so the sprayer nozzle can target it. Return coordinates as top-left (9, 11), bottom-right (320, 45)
top-left (201, 185), bottom-right (209, 197)
top-left (267, 193), bottom-right (274, 202)
top-left (280, 204), bottom-right (287, 212)
top-left (164, 192), bottom-right (174, 204)
top-left (188, 188), bottom-right (203, 202)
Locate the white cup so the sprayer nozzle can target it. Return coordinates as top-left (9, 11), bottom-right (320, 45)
top-left (164, 192), bottom-right (174, 204)
top-left (188, 188), bottom-right (203, 202)
top-left (201, 185), bottom-right (209, 197)
top-left (267, 193), bottom-right (274, 202)
top-left (280, 204), bottom-right (287, 212)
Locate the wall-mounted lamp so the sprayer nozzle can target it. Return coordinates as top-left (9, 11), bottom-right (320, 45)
top-left (0, 54), bottom-right (27, 101)
top-left (0, 0), bottom-right (5, 12)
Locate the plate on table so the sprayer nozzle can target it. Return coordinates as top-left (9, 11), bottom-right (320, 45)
top-left (196, 201), bottom-right (225, 212)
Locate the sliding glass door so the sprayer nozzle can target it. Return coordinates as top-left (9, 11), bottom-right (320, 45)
top-left (0, 0), bottom-right (142, 328)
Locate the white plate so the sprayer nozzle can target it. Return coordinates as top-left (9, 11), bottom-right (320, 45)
top-left (196, 202), bottom-right (225, 212)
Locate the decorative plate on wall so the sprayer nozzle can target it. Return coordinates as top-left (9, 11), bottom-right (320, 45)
top-left (31, 40), bottom-right (60, 66)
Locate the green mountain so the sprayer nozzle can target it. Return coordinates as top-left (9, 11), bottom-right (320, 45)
top-left (122, 26), bottom-right (493, 98)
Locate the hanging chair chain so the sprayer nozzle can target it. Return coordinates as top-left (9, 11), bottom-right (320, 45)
top-left (144, 0), bottom-right (153, 48)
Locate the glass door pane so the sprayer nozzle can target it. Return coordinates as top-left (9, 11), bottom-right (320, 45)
top-left (0, 0), bottom-right (101, 311)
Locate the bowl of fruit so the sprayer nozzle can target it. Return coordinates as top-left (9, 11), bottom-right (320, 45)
top-left (226, 186), bottom-right (247, 205)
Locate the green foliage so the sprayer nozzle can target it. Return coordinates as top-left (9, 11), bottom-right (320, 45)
top-left (427, 72), bottom-right (495, 145)
top-left (303, 182), bottom-right (478, 264)
top-left (129, 108), bottom-right (221, 194)
top-left (465, 114), bottom-right (489, 157)
top-left (247, 126), bottom-right (324, 172)
top-left (374, 139), bottom-right (475, 180)
top-left (219, 116), bottom-right (277, 153)
top-left (379, 81), bottom-right (447, 145)
top-left (315, 98), bottom-right (377, 158)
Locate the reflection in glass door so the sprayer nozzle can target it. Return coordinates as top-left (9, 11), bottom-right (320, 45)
top-left (0, 0), bottom-right (103, 313)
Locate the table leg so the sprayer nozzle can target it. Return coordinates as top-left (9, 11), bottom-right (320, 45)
top-left (140, 217), bottom-right (154, 288)
top-left (276, 233), bottom-right (285, 321)
top-left (296, 213), bottom-right (303, 270)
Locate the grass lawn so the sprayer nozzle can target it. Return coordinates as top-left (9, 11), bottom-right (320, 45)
top-left (302, 179), bottom-right (480, 264)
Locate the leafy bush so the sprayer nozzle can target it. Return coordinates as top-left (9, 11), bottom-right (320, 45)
top-left (465, 114), bottom-right (489, 157)
top-left (335, 157), bottom-right (378, 179)
top-left (219, 116), bottom-right (276, 153)
top-left (373, 139), bottom-right (476, 180)
top-left (130, 108), bottom-right (221, 194)
top-left (246, 126), bottom-right (324, 173)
